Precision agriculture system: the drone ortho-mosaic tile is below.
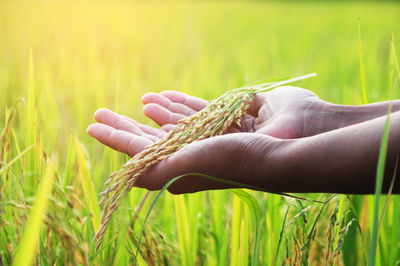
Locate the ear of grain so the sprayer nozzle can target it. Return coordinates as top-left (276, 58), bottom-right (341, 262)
top-left (94, 74), bottom-right (316, 250)
top-left (94, 87), bottom-right (257, 249)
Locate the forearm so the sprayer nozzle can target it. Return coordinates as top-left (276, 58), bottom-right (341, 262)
top-left (305, 100), bottom-right (400, 136)
top-left (267, 111), bottom-right (400, 194)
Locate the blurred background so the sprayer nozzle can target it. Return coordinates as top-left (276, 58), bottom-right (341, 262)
top-left (1, 0), bottom-right (400, 265)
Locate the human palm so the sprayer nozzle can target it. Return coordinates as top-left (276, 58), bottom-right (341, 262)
top-left (87, 86), bottom-right (323, 157)
top-left (87, 86), bottom-right (400, 193)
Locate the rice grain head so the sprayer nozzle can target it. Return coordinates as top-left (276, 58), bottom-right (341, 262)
top-left (93, 73), bottom-right (316, 250)
top-left (93, 87), bottom-right (256, 249)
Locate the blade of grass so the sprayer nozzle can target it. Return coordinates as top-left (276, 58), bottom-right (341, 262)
top-left (369, 33), bottom-right (399, 266)
top-left (174, 194), bottom-right (194, 266)
top-left (133, 175), bottom-right (185, 264)
top-left (368, 105), bottom-right (392, 266)
top-left (390, 193), bottom-right (400, 265)
top-left (73, 135), bottom-right (100, 232)
top-left (25, 48), bottom-right (41, 178)
top-left (239, 204), bottom-right (250, 266)
top-left (300, 194), bottom-right (336, 264)
top-left (358, 18), bottom-right (368, 104)
top-left (131, 171), bottom-right (325, 265)
top-left (187, 193), bottom-right (201, 264)
top-left (273, 201), bottom-right (294, 265)
top-left (333, 195), bottom-right (346, 251)
top-left (230, 189), bottom-right (261, 266)
top-left (343, 20), bottom-right (369, 265)
top-left (254, 73), bottom-right (317, 93)
top-left (230, 194), bottom-right (242, 266)
top-left (12, 160), bottom-right (56, 266)
top-left (209, 191), bottom-right (228, 265)
top-left (0, 144), bottom-right (36, 175)
top-left (62, 137), bottom-right (76, 188)
top-left (193, 174), bottom-right (322, 203)
top-left (391, 34), bottom-right (400, 83)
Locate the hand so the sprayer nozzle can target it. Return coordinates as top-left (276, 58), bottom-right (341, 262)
top-left (87, 108), bottom-right (282, 193)
top-left (136, 111), bottom-right (400, 194)
top-left (86, 90), bottom-right (209, 157)
top-left (140, 87), bottom-right (400, 138)
top-left (86, 87), bottom-right (329, 192)
top-left (86, 86), bottom-right (319, 157)
top-left (130, 133), bottom-right (281, 194)
top-left (86, 88), bottom-right (294, 193)
top-left (87, 88), bottom-right (400, 194)
top-left (88, 111), bottom-right (286, 193)
top-left (140, 86), bottom-right (327, 138)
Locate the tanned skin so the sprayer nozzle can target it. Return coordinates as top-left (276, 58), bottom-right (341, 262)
top-left (87, 86), bottom-right (400, 194)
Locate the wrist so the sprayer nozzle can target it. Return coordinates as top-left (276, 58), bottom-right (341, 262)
top-left (262, 137), bottom-right (321, 193)
top-left (310, 101), bottom-right (400, 136)
top-left (303, 101), bottom-right (376, 136)
top-left (242, 135), bottom-right (292, 191)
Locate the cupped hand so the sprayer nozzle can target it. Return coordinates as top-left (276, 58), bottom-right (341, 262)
top-left (88, 121), bottom-right (281, 193)
top-left (87, 87), bottom-right (325, 192)
top-left (139, 86), bottom-right (327, 138)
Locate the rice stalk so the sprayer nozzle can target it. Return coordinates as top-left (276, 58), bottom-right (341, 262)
top-left (230, 189), bottom-right (261, 266)
top-left (12, 160), bottom-right (56, 266)
top-left (94, 74), bottom-right (316, 249)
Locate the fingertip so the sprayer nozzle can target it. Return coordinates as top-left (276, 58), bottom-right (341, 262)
top-left (87, 123), bottom-right (116, 141)
top-left (161, 124), bottom-right (174, 132)
top-left (94, 108), bottom-right (113, 121)
top-left (141, 92), bottom-right (158, 104)
top-left (142, 103), bottom-right (159, 116)
top-left (86, 125), bottom-right (92, 134)
top-left (249, 94), bottom-right (266, 116)
top-left (86, 123), bottom-right (102, 137)
top-left (142, 103), bottom-right (150, 116)
top-left (161, 91), bottom-right (208, 111)
top-left (159, 90), bottom-right (182, 101)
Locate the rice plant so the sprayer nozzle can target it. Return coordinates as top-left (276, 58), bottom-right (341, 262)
top-left (0, 1), bottom-right (399, 265)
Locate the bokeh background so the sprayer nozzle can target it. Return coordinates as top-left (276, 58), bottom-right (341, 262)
top-left (1, 0), bottom-right (400, 265)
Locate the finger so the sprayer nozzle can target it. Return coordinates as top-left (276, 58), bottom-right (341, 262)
top-left (121, 115), bottom-right (167, 137)
top-left (142, 93), bottom-right (196, 116)
top-left (160, 91), bottom-right (208, 111)
top-left (248, 93), bottom-right (268, 117)
top-left (87, 123), bottom-right (153, 157)
top-left (238, 114), bottom-right (255, 132)
top-left (94, 108), bottom-right (159, 142)
top-left (143, 103), bottom-right (186, 126)
top-left (161, 124), bottom-right (175, 132)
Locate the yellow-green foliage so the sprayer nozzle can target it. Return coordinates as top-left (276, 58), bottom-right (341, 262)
top-left (12, 162), bottom-right (55, 266)
top-left (0, 1), bottom-right (399, 265)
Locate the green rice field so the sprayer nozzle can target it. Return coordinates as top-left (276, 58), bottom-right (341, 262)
top-left (0, 1), bottom-right (400, 265)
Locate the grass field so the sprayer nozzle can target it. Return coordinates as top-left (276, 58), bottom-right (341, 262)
top-left (1, 1), bottom-right (400, 265)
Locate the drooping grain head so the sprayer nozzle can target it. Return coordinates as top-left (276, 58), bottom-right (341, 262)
top-left (94, 73), bottom-right (316, 249)
top-left (93, 87), bottom-right (257, 249)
